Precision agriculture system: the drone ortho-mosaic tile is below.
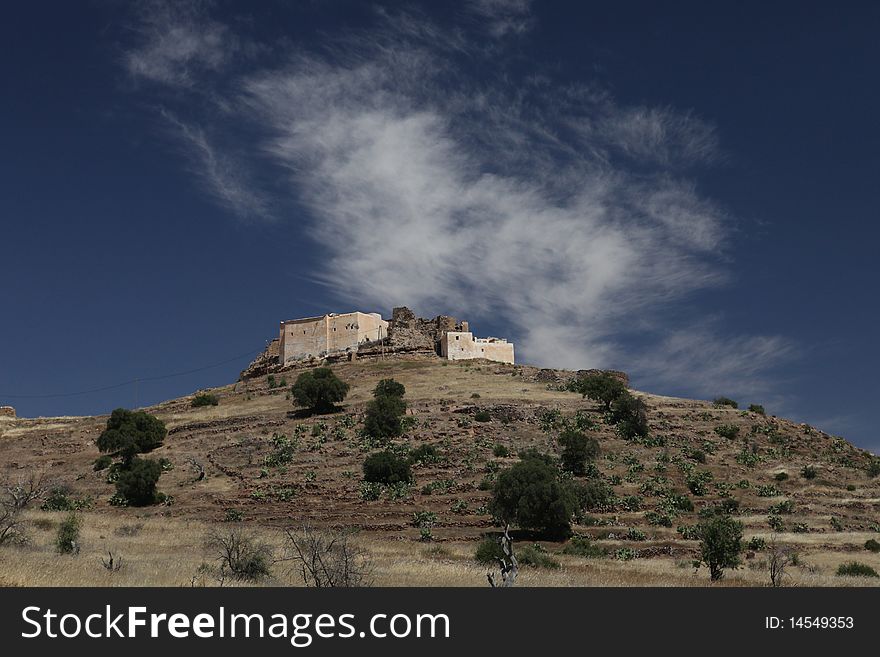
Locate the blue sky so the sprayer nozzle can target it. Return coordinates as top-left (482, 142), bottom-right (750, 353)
top-left (1, 1), bottom-right (878, 453)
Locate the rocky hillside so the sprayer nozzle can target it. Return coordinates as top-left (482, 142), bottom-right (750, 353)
top-left (1, 356), bottom-right (878, 585)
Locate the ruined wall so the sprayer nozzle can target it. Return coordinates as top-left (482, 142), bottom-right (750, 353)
top-left (440, 331), bottom-right (515, 364)
top-left (387, 306), bottom-right (464, 352)
top-left (0, 406), bottom-right (15, 418)
top-left (279, 312), bottom-right (388, 365)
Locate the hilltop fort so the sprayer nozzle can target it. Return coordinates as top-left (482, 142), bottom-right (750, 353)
top-left (241, 306), bottom-right (514, 379)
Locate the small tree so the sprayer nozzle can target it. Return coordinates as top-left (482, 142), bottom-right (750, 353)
top-left (363, 394), bottom-right (407, 440)
top-left (56, 513), bottom-right (81, 554)
top-left (96, 408), bottom-right (166, 466)
top-left (558, 428), bottom-right (600, 475)
top-left (490, 456), bottom-right (576, 538)
top-left (115, 458), bottom-right (162, 506)
top-left (767, 534), bottom-right (792, 587)
top-left (373, 379), bottom-right (405, 399)
top-left (610, 393), bottom-right (649, 439)
top-left (291, 368), bottom-right (350, 415)
top-left (696, 513), bottom-right (743, 581)
top-left (569, 372), bottom-right (627, 412)
top-left (363, 450), bottom-right (412, 485)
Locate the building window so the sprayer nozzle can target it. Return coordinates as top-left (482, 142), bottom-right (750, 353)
top-left (456, 336), bottom-right (459, 340)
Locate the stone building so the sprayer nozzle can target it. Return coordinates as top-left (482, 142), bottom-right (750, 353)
top-left (278, 311), bottom-right (388, 365)
top-left (440, 331), bottom-right (515, 364)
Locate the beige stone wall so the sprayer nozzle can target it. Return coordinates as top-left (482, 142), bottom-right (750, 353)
top-left (279, 312), bottom-right (388, 364)
top-left (440, 331), bottom-right (514, 364)
top-left (0, 406), bottom-right (15, 418)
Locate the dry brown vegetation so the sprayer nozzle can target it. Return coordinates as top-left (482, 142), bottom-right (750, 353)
top-left (1, 357), bottom-right (878, 586)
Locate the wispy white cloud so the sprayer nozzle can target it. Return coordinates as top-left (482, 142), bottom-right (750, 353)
top-left (466, 0), bottom-right (533, 37)
top-left (122, 5), bottom-right (794, 400)
top-left (160, 110), bottom-right (273, 221)
top-left (125, 1), bottom-right (235, 87)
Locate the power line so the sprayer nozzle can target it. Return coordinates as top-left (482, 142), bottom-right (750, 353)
top-left (0, 348), bottom-right (262, 400)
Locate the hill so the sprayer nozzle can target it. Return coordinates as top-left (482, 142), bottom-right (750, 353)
top-left (1, 356), bottom-right (878, 586)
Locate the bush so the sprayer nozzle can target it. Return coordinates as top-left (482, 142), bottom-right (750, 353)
top-left (40, 487), bottom-right (91, 512)
top-left (836, 562), bottom-right (879, 578)
top-left (474, 410), bottom-right (492, 422)
top-left (363, 394), bottom-right (407, 440)
top-left (689, 449), bottom-right (706, 464)
top-left (474, 537), bottom-right (506, 564)
top-left (558, 428), bottom-right (600, 476)
top-left (573, 478), bottom-right (614, 512)
top-left (363, 451), bottom-right (412, 486)
top-left (747, 536), bottom-right (766, 551)
top-left (569, 372), bottom-right (627, 411)
top-left (92, 455), bottom-right (113, 472)
top-left (864, 539), bottom-right (880, 553)
top-left (409, 444), bottom-right (441, 465)
top-left (191, 393), bottom-right (219, 408)
top-left (96, 408), bottom-right (166, 466)
top-left (490, 458), bottom-right (577, 538)
top-left (517, 544), bottom-right (560, 569)
top-left (373, 379), bottom-right (405, 399)
top-left (291, 368), bottom-right (350, 414)
top-left (714, 424), bottom-right (740, 440)
top-left (56, 513), bottom-right (81, 554)
top-left (800, 465), bottom-right (818, 480)
top-left (748, 404), bottom-right (765, 415)
top-left (868, 458), bottom-right (880, 478)
top-left (713, 397), bottom-right (739, 409)
top-left (493, 444), bottom-right (510, 458)
top-left (774, 471), bottom-right (789, 482)
top-left (562, 535), bottom-right (607, 558)
top-left (756, 484), bottom-right (781, 497)
top-left (610, 393), bottom-right (649, 440)
top-left (207, 528), bottom-right (272, 581)
top-left (697, 514), bottom-right (743, 581)
top-left (114, 458), bottom-right (162, 506)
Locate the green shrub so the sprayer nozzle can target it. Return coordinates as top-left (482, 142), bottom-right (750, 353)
top-left (360, 481), bottom-right (383, 501)
top-left (264, 432), bottom-right (296, 467)
top-left (492, 444), bottom-right (510, 458)
top-left (291, 368), bottom-right (350, 414)
top-left (517, 543), bottom-right (560, 569)
top-left (411, 511), bottom-right (438, 528)
top-left (207, 529), bottom-right (272, 581)
top-left (56, 513), bottom-right (81, 554)
top-left (689, 449), bottom-right (706, 464)
top-left (748, 404), bottom-right (765, 415)
top-left (93, 455), bottom-right (113, 471)
top-left (610, 392), bottom-right (649, 440)
top-left (769, 499), bottom-right (794, 515)
top-left (713, 397), bottom-right (739, 409)
top-left (490, 458), bottom-right (577, 537)
top-left (474, 536), bottom-right (506, 564)
top-left (409, 444), bottom-right (441, 465)
top-left (114, 457), bottom-right (163, 506)
top-left (627, 528), bottom-right (647, 541)
top-left (573, 478), bottom-right (614, 512)
top-left (191, 393), bottom-right (219, 408)
top-left (568, 372), bottom-right (627, 411)
top-left (363, 450), bottom-right (412, 486)
top-left (713, 424), bottom-right (740, 440)
top-left (868, 458), bottom-right (880, 478)
top-left (767, 514), bottom-right (784, 532)
top-left (864, 539), bottom-right (880, 553)
top-left (224, 508), bottom-right (244, 522)
top-left (373, 378), bottom-right (405, 399)
top-left (696, 514), bottom-right (743, 581)
top-left (800, 465), bottom-right (818, 480)
top-left (774, 471), bottom-right (789, 482)
top-left (558, 428), bottom-right (600, 476)
top-left (846, 484), bottom-right (856, 491)
top-left (756, 484), bottom-right (782, 497)
top-left (562, 535), bottom-right (607, 558)
top-left (40, 487), bottom-right (91, 512)
top-left (836, 562), bottom-right (879, 578)
top-left (747, 536), bottom-right (766, 551)
top-left (364, 394), bottom-right (407, 440)
top-left (96, 408), bottom-right (166, 466)
top-left (474, 410), bottom-right (492, 422)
